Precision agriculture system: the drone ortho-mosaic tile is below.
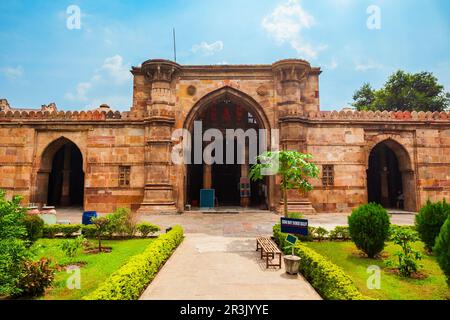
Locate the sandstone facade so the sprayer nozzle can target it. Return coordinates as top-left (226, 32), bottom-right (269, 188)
top-left (0, 59), bottom-right (449, 214)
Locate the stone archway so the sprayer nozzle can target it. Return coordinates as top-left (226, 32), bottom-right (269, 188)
top-left (367, 139), bottom-right (417, 211)
top-left (35, 137), bottom-right (85, 208)
top-left (182, 86), bottom-right (272, 210)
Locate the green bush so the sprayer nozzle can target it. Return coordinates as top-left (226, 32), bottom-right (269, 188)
top-left (386, 227), bottom-right (422, 277)
top-left (42, 224), bottom-right (82, 238)
top-left (434, 216), bottom-right (450, 286)
top-left (273, 224), bottom-right (313, 249)
top-left (16, 258), bottom-right (55, 297)
top-left (329, 226), bottom-right (351, 241)
top-left (22, 215), bottom-right (44, 243)
top-left (415, 200), bottom-right (450, 252)
top-left (313, 227), bottom-right (329, 241)
top-left (81, 225), bottom-right (97, 239)
top-left (84, 225), bottom-right (184, 300)
top-left (348, 203), bottom-right (390, 258)
top-left (137, 223), bottom-right (160, 238)
top-left (388, 225), bottom-right (417, 241)
top-left (0, 190), bottom-right (30, 296)
top-left (294, 243), bottom-right (364, 300)
top-left (105, 208), bottom-right (137, 238)
top-left (60, 236), bottom-right (85, 259)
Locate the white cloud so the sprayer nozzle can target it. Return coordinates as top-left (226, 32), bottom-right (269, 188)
top-left (262, 0), bottom-right (325, 59)
top-left (192, 41), bottom-right (224, 56)
top-left (355, 59), bottom-right (383, 72)
top-left (101, 55), bottom-right (131, 84)
top-left (324, 58), bottom-right (338, 70)
top-left (65, 55), bottom-right (131, 108)
top-left (1, 65), bottom-right (24, 80)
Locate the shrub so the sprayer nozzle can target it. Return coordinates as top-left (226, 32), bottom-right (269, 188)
top-left (105, 208), bottom-right (137, 238)
top-left (81, 225), bottom-right (97, 239)
top-left (434, 216), bottom-right (450, 286)
top-left (386, 227), bottom-right (422, 277)
top-left (415, 200), bottom-right (450, 252)
top-left (42, 224), bottom-right (82, 238)
top-left (294, 243), bottom-right (364, 300)
top-left (348, 203), bottom-right (390, 258)
top-left (0, 190), bottom-right (29, 296)
top-left (329, 226), bottom-right (351, 241)
top-left (137, 223), bottom-right (160, 238)
top-left (84, 225), bottom-right (184, 300)
top-left (313, 227), bottom-right (329, 241)
top-left (22, 215), bottom-right (44, 243)
top-left (0, 238), bottom-right (30, 296)
top-left (16, 258), bottom-right (55, 297)
top-left (388, 225), bottom-right (416, 241)
top-left (287, 212), bottom-right (304, 219)
top-left (60, 236), bottom-right (85, 259)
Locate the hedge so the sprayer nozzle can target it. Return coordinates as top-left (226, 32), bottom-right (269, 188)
top-left (273, 223), bottom-right (365, 300)
top-left (293, 243), bottom-right (365, 300)
top-left (83, 225), bottom-right (184, 300)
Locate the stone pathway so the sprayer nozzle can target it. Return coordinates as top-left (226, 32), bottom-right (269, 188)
top-left (139, 234), bottom-right (321, 300)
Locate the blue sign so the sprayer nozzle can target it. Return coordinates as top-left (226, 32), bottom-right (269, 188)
top-left (285, 234), bottom-right (298, 245)
top-left (200, 189), bottom-right (215, 208)
top-left (281, 217), bottom-right (309, 236)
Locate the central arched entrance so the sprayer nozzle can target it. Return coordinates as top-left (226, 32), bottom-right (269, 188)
top-left (367, 139), bottom-right (417, 211)
top-left (184, 87), bottom-right (271, 210)
top-left (36, 137), bottom-right (85, 208)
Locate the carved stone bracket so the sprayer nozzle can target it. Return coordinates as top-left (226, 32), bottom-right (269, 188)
top-left (141, 59), bottom-right (182, 83)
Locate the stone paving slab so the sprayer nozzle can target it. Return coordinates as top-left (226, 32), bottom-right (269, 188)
top-left (139, 234), bottom-right (321, 300)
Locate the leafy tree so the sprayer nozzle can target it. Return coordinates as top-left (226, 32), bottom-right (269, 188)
top-left (249, 150), bottom-right (320, 217)
top-left (91, 217), bottom-right (110, 252)
top-left (352, 70), bottom-right (449, 112)
top-left (352, 83), bottom-right (376, 111)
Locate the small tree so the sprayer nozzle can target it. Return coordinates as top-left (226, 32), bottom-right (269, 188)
top-left (386, 228), bottom-right (422, 277)
top-left (434, 216), bottom-right (450, 286)
top-left (91, 217), bottom-right (109, 252)
top-left (249, 151), bottom-right (319, 217)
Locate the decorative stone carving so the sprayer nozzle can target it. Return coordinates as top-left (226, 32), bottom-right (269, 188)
top-left (272, 59), bottom-right (311, 83)
top-left (187, 85), bottom-right (197, 96)
top-left (141, 59), bottom-right (182, 83)
top-left (256, 85), bottom-right (268, 96)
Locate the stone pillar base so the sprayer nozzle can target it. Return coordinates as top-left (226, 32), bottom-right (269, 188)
top-left (137, 203), bottom-right (178, 215)
top-left (278, 199), bottom-right (317, 215)
top-left (137, 185), bottom-right (178, 214)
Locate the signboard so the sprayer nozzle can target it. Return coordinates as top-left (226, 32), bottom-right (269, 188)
top-left (200, 189), bottom-right (215, 209)
top-left (285, 234), bottom-right (298, 245)
top-left (281, 217), bottom-right (309, 236)
top-left (239, 177), bottom-right (251, 198)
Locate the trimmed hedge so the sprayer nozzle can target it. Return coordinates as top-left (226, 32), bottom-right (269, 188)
top-left (84, 225), bottom-right (184, 300)
top-left (294, 243), bottom-right (365, 300)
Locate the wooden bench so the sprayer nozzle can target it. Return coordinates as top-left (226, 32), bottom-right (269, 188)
top-left (256, 236), bottom-right (282, 269)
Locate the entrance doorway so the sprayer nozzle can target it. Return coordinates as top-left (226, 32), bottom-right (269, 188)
top-left (186, 97), bottom-right (268, 209)
top-left (367, 140), bottom-right (416, 211)
top-left (36, 138), bottom-right (84, 207)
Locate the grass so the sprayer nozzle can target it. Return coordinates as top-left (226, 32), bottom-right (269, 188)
top-left (304, 241), bottom-right (450, 300)
top-left (31, 238), bottom-right (154, 300)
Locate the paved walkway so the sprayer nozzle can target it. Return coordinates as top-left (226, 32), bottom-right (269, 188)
top-left (140, 234), bottom-right (321, 300)
top-left (55, 208), bottom-right (416, 300)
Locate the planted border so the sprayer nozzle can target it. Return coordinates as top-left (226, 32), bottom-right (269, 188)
top-left (83, 225), bottom-right (184, 300)
top-left (273, 224), bottom-right (365, 300)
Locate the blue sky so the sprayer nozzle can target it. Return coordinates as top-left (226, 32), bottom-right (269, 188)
top-left (0, 0), bottom-right (449, 111)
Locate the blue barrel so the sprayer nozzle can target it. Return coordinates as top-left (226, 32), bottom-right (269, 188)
top-left (82, 211), bottom-right (97, 225)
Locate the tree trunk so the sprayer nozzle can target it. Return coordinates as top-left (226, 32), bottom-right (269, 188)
top-left (98, 235), bottom-right (102, 252)
top-left (283, 184), bottom-right (288, 218)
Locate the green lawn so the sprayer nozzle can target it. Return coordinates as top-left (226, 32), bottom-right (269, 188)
top-left (304, 241), bottom-right (450, 300)
top-left (31, 238), bottom-right (154, 300)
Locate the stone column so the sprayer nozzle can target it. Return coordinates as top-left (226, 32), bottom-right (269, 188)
top-left (240, 144), bottom-right (250, 207)
top-left (60, 144), bottom-right (71, 206)
top-left (203, 164), bottom-right (212, 189)
top-left (137, 60), bottom-right (182, 214)
top-left (273, 59), bottom-right (317, 214)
